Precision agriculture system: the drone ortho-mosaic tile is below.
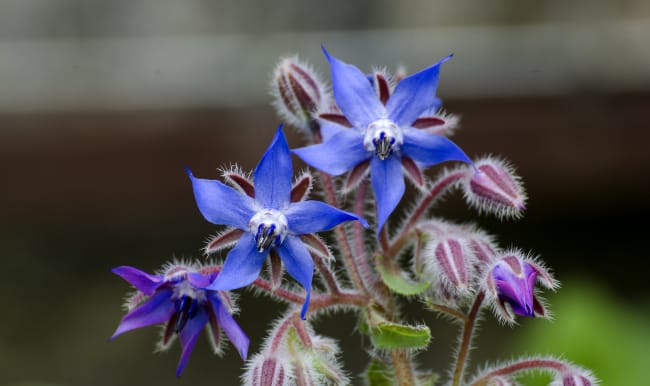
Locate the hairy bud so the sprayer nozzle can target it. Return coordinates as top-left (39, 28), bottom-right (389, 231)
top-left (552, 368), bottom-right (599, 386)
top-left (463, 157), bottom-right (526, 219)
top-left (271, 56), bottom-right (327, 133)
top-left (245, 354), bottom-right (289, 386)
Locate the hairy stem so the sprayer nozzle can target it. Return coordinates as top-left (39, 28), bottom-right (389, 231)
top-left (468, 358), bottom-right (569, 386)
top-left (387, 170), bottom-right (465, 258)
top-left (452, 291), bottom-right (485, 386)
top-left (311, 251), bottom-right (341, 294)
top-left (391, 349), bottom-right (416, 386)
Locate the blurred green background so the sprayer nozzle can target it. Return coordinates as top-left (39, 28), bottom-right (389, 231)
top-left (1, 0), bottom-right (648, 385)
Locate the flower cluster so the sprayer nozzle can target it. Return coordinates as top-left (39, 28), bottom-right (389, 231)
top-left (110, 46), bottom-right (598, 385)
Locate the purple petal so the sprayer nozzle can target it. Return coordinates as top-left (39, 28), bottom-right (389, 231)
top-left (386, 55), bottom-right (452, 127)
top-left (187, 272), bottom-right (212, 289)
top-left (111, 289), bottom-right (174, 339)
top-left (207, 233), bottom-right (268, 291)
top-left (111, 266), bottom-right (163, 295)
top-left (187, 168), bottom-right (256, 229)
top-left (402, 129), bottom-right (471, 166)
top-left (176, 307), bottom-right (209, 377)
top-left (276, 235), bottom-right (314, 319)
top-left (209, 294), bottom-right (249, 360)
top-left (322, 46), bottom-right (385, 130)
top-left (253, 125), bottom-right (293, 209)
top-left (370, 156), bottom-right (405, 233)
top-left (285, 200), bottom-right (368, 235)
top-left (292, 129), bottom-right (368, 176)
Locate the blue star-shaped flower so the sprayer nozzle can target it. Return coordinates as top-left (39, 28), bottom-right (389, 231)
top-left (293, 47), bottom-right (472, 232)
top-left (187, 126), bottom-right (367, 319)
top-left (110, 264), bottom-right (249, 377)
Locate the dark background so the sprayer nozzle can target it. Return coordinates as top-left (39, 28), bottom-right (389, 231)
top-left (1, 1), bottom-right (648, 385)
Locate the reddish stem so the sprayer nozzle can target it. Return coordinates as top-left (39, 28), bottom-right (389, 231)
top-left (468, 359), bottom-right (569, 386)
top-left (451, 291), bottom-right (485, 386)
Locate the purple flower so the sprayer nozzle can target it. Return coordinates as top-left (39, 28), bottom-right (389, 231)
top-left (484, 252), bottom-right (556, 323)
top-left (110, 264), bottom-right (249, 377)
top-left (292, 47), bottom-right (472, 231)
top-left (187, 126), bottom-right (367, 319)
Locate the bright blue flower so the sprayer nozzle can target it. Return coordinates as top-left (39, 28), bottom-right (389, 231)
top-left (110, 264), bottom-right (249, 377)
top-left (187, 125), bottom-right (367, 319)
top-left (293, 47), bottom-right (472, 232)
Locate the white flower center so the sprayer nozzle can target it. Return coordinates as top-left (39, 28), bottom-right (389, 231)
top-left (249, 209), bottom-right (289, 252)
top-left (363, 119), bottom-right (404, 160)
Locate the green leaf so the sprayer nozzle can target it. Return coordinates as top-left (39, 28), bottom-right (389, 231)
top-left (371, 321), bottom-right (431, 349)
top-left (376, 255), bottom-right (430, 296)
top-left (366, 358), bottom-right (395, 386)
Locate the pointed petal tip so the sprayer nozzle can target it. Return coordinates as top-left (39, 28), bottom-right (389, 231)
top-left (441, 53), bottom-right (454, 63)
top-left (184, 166), bottom-right (193, 177)
top-left (300, 289), bottom-right (311, 320)
top-left (321, 44), bottom-right (330, 59)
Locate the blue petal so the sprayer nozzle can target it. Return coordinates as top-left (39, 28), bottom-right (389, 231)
top-left (322, 46), bottom-right (385, 130)
top-left (176, 307), bottom-right (209, 377)
top-left (386, 55), bottom-right (452, 127)
top-left (207, 233), bottom-right (267, 291)
top-left (187, 168), bottom-right (256, 229)
top-left (370, 156), bottom-right (405, 233)
top-left (402, 129), bottom-right (471, 166)
top-left (292, 129), bottom-right (368, 176)
top-left (253, 125), bottom-right (293, 210)
top-left (112, 266), bottom-right (163, 295)
top-left (209, 294), bottom-right (249, 360)
top-left (187, 272), bottom-right (212, 289)
top-left (111, 289), bottom-right (174, 339)
top-left (320, 122), bottom-right (345, 142)
top-left (285, 200), bottom-right (368, 235)
top-left (276, 235), bottom-right (314, 319)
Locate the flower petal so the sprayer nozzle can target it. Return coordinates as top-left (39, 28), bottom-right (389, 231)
top-left (207, 233), bottom-right (268, 291)
top-left (111, 289), bottom-right (174, 339)
top-left (276, 235), bottom-right (314, 319)
top-left (111, 266), bottom-right (163, 295)
top-left (187, 272), bottom-right (212, 289)
top-left (322, 46), bottom-right (385, 130)
top-left (253, 125), bottom-right (293, 210)
top-left (402, 129), bottom-right (471, 166)
top-left (292, 129), bottom-right (368, 176)
top-left (209, 293), bottom-right (249, 360)
top-left (370, 156), bottom-right (405, 233)
top-left (176, 307), bottom-right (209, 377)
top-left (386, 55), bottom-right (452, 127)
top-left (187, 168), bottom-right (256, 229)
top-left (285, 200), bottom-right (368, 235)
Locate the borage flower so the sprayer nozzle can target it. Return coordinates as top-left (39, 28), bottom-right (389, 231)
top-left (293, 47), bottom-right (472, 232)
top-left (483, 252), bottom-right (557, 323)
top-left (110, 263), bottom-right (249, 376)
top-left (187, 126), bottom-right (366, 319)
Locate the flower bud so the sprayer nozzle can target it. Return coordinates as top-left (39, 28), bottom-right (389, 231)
top-left (245, 354), bottom-right (290, 386)
top-left (271, 56), bottom-right (327, 133)
top-left (483, 251), bottom-right (557, 323)
top-left (552, 368), bottom-right (599, 386)
top-left (463, 157), bottom-right (526, 219)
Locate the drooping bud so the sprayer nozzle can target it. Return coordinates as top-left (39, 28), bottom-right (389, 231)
top-left (462, 157), bottom-right (527, 219)
top-left (552, 368), bottom-right (599, 386)
top-left (271, 56), bottom-right (327, 133)
top-left (245, 354), bottom-right (290, 386)
top-left (483, 251), bottom-right (557, 324)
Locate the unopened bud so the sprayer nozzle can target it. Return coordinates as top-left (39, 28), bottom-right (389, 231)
top-left (425, 237), bottom-right (473, 295)
top-left (463, 157), bottom-right (526, 219)
top-left (552, 368), bottom-right (599, 386)
top-left (245, 354), bottom-right (289, 386)
top-left (271, 56), bottom-right (327, 132)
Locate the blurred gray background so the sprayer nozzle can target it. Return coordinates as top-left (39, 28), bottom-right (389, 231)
top-left (1, 0), bottom-right (648, 385)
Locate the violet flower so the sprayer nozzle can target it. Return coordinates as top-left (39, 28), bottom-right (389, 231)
top-left (110, 264), bottom-right (249, 377)
top-left (187, 126), bottom-right (367, 319)
top-left (293, 47), bottom-right (472, 232)
top-left (485, 253), bottom-right (556, 323)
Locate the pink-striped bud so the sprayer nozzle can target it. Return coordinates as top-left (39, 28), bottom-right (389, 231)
top-left (245, 354), bottom-right (289, 386)
top-left (271, 56), bottom-right (327, 133)
top-left (552, 368), bottom-right (599, 386)
top-left (463, 157), bottom-right (526, 219)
